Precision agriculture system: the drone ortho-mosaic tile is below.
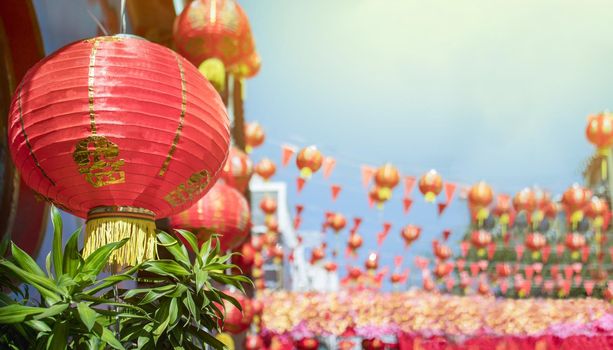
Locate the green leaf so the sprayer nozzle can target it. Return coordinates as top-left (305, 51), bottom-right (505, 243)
top-left (77, 302), bottom-right (97, 331)
top-left (0, 261), bottom-right (63, 303)
top-left (24, 319), bottom-right (52, 333)
top-left (195, 328), bottom-right (227, 350)
top-left (0, 237), bottom-right (9, 257)
top-left (195, 269), bottom-right (207, 293)
top-left (142, 260), bottom-right (190, 278)
top-left (83, 265), bottom-right (138, 295)
top-left (182, 293), bottom-right (198, 324)
top-left (80, 238), bottom-right (129, 277)
top-left (167, 297), bottom-right (179, 331)
top-left (47, 320), bottom-right (67, 350)
top-left (62, 227), bottom-right (82, 278)
top-left (173, 229), bottom-right (199, 255)
top-left (157, 232), bottom-right (190, 267)
top-left (10, 243), bottom-right (45, 277)
top-left (93, 322), bottom-right (125, 350)
top-left (218, 292), bottom-right (242, 313)
top-left (0, 304), bottom-right (45, 323)
top-left (50, 205), bottom-right (63, 278)
top-left (123, 284), bottom-right (174, 299)
top-left (153, 300), bottom-right (171, 338)
top-left (33, 303), bottom-right (68, 320)
top-left (45, 252), bottom-right (52, 278)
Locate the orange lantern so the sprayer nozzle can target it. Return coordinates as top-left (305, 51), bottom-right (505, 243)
top-left (7, 35), bottom-right (230, 266)
top-left (169, 181), bottom-right (250, 252)
top-left (220, 147), bottom-right (253, 193)
top-left (374, 163), bottom-right (400, 200)
top-left (296, 145), bottom-right (323, 179)
top-left (400, 225), bottom-right (421, 246)
top-left (423, 277), bottom-right (435, 292)
top-left (513, 188), bottom-right (536, 213)
top-left (477, 282), bottom-right (490, 295)
top-left (586, 196), bottom-right (608, 218)
top-left (369, 185), bottom-right (387, 207)
top-left (433, 263), bottom-right (453, 279)
top-left (496, 263), bottom-right (512, 278)
top-left (254, 157), bottom-right (276, 181)
top-left (244, 122), bottom-right (265, 153)
top-left (328, 212), bottom-right (347, 233)
top-left (245, 335), bottom-right (264, 350)
top-left (348, 267), bottom-right (362, 280)
top-left (470, 230), bottom-right (492, 249)
top-left (586, 111), bottom-right (613, 151)
top-left (418, 170), bottom-right (443, 202)
top-left (347, 233), bottom-right (363, 251)
top-left (265, 216), bottom-right (279, 233)
top-left (324, 261), bottom-right (338, 272)
top-left (251, 235), bottom-right (264, 253)
top-left (310, 246), bottom-right (325, 264)
top-left (565, 233), bottom-right (586, 252)
top-left (468, 181), bottom-right (494, 208)
top-left (492, 195), bottom-right (513, 217)
top-left (232, 50), bottom-right (262, 79)
top-left (259, 196), bottom-right (277, 216)
top-left (269, 244), bottom-right (284, 264)
top-left (232, 241), bottom-right (255, 274)
top-left (362, 338), bottom-right (385, 350)
top-left (390, 273), bottom-right (403, 284)
top-left (295, 338), bottom-right (319, 350)
top-left (525, 232), bottom-right (547, 252)
top-left (434, 244), bottom-right (452, 261)
top-left (562, 184), bottom-right (591, 226)
top-left (364, 252), bottom-right (379, 271)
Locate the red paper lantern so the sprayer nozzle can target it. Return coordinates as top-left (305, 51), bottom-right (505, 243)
top-left (232, 50), bottom-right (261, 79)
top-left (219, 292), bottom-right (254, 334)
top-left (269, 244), bottom-right (284, 264)
top-left (7, 35), bottom-right (230, 266)
top-left (493, 195), bottom-right (513, 217)
top-left (496, 263), bottom-right (512, 278)
top-left (244, 122), bottom-right (265, 153)
top-left (586, 196), bottom-right (608, 219)
top-left (362, 338), bottom-right (385, 350)
top-left (233, 241), bottom-right (255, 273)
top-left (477, 281), bottom-right (490, 295)
top-left (565, 233), bottom-right (586, 251)
top-left (390, 273), bottom-right (403, 284)
top-left (369, 185), bottom-right (387, 206)
top-left (418, 170), bottom-right (443, 202)
top-left (434, 244), bottom-right (452, 261)
top-left (169, 181), bottom-right (250, 252)
top-left (468, 181), bottom-right (494, 208)
top-left (348, 267), bottom-right (362, 280)
top-left (562, 184), bottom-right (591, 214)
top-left (433, 263), bottom-right (453, 279)
top-left (173, 0), bottom-right (255, 70)
top-left (325, 261), bottom-right (338, 272)
top-left (525, 232), bottom-right (547, 252)
top-left (513, 188), bottom-right (536, 213)
top-left (585, 111), bottom-right (613, 151)
top-left (251, 235), bottom-right (263, 253)
top-left (254, 157), bottom-right (276, 181)
top-left (259, 196), bottom-right (277, 216)
top-left (251, 299), bottom-right (264, 316)
top-left (365, 252), bottom-right (379, 271)
top-left (470, 230), bottom-right (492, 249)
top-left (245, 334), bottom-right (264, 350)
top-left (265, 216), bottom-right (279, 233)
top-left (328, 212), bottom-right (347, 233)
top-left (220, 147), bottom-right (253, 193)
top-left (423, 278), bottom-right (435, 291)
top-left (254, 278), bottom-right (265, 290)
top-left (534, 188), bottom-right (551, 209)
top-left (310, 246), bottom-right (325, 264)
top-left (295, 337), bottom-right (319, 350)
top-left (374, 163), bottom-right (400, 200)
top-left (401, 225), bottom-right (421, 246)
top-left (296, 145), bottom-right (323, 179)
top-left (347, 233), bottom-right (363, 250)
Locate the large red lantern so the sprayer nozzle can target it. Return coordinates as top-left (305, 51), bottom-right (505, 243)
top-left (374, 163), bottom-right (400, 200)
top-left (244, 122), bottom-right (265, 153)
top-left (295, 337), bottom-right (319, 350)
top-left (220, 147), bottom-right (253, 193)
top-left (254, 157), bottom-right (276, 181)
top-left (418, 170), bottom-right (443, 202)
top-left (173, 0), bottom-right (255, 73)
top-left (296, 145), bottom-right (323, 179)
top-left (468, 181), bottom-right (494, 208)
top-left (328, 212), bottom-right (347, 233)
top-left (513, 188), bottom-right (536, 213)
top-left (470, 230), bottom-right (492, 258)
top-left (169, 181), bottom-right (250, 252)
top-left (7, 35), bottom-right (230, 266)
top-left (401, 225), bottom-right (421, 246)
top-left (219, 292), bottom-right (254, 334)
top-left (348, 267), bottom-right (362, 280)
top-left (585, 111), bottom-right (613, 151)
top-left (362, 338), bottom-right (385, 350)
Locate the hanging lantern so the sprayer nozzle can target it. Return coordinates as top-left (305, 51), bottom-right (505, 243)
top-left (231, 50), bottom-right (262, 79)
top-left (173, 0), bottom-right (255, 90)
top-left (586, 111), bottom-right (613, 152)
top-left (525, 232), bottom-right (547, 259)
top-left (254, 157), bottom-right (276, 181)
top-left (390, 273), bottom-right (403, 284)
top-left (513, 188), bottom-right (536, 213)
top-left (244, 122), bottom-right (265, 153)
top-left (324, 261), bottom-right (338, 272)
top-left (232, 241), bottom-right (255, 274)
top-left (218, 292), bottom-right (254, 334)
top-left (259, 196), bottom-right (277, 217)
top-left (562, 184), bottom-right (591, 227)
top-left (586, 196), bottom-right (609, 233)
top-left (434, 244), bottom-right (452, 261)
top-left (348, 267), bottom-right (362, 280)
top-left (369, 185), bottom-right (387, 207)
top-left (295, 337), bottom-right (319, 350)
top-left (400, 225), bottom-right (421, 247)
top-left (251, 235), bottom-right (263, 253)
top-left (169, 181), bottom-right (250, 252)
top-left (418, 170), bottom-right (443, 202)
top-left (364, 252), bottom-right (379, 271)
top-left (328, 212), bottom-right (347, 234)
top-left (7, 35), bottom-right (230, 267)
top-left (265, 216), bottom-right (279, 233)
top-left (362, 338), bottom-right (385, 350)
top-left (493, 195), bottom-right (512, 217)
top-left (296, 145), bottom-right (323, 179)
top-left (310, 246), bottom-right (325, 264)
top-left (496, 263), bottom-right (512, 278)
top-left (220, 147), bottom-right (253, 193)
top-left (245, 335), bottom-right (264, 350)
top-left (269, 244), bottom-right (284, 265)
top-left (433, 263), bottom-right (453, 279)
top-left (477, 281), bottom-right (490, 295)
top-left (423, 277), bottom-right (435, 292)
top-left (374, 163), bottom-right (400, 200)
top-left (347, 233), bottom-right (363, 251)
top-left (468, 181), bottom-right (494, 210)
top-left (565, 232), bottom-right (586, 259)
top-left (471, 230), bottom-right (492, 257)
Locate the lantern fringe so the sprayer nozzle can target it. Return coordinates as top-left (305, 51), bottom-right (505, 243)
top-left (84, 216), bottom-right (157, 267)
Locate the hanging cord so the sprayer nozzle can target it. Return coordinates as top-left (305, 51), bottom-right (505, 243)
top-left (87, 9), bottom-right (109, 36)
top-left (120, 0), bottom-right (127, 34)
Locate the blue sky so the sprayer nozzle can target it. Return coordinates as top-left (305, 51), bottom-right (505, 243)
top-left (31, 0), bottom-right (613, 288)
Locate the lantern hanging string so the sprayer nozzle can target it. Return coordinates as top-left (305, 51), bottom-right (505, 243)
top-left (86, 9), bottom-right (109, 36)
top-left (120, 0), bottom-right (127, 34)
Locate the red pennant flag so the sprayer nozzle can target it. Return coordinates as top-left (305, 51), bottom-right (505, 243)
top-left (293, 217), bottom-right (302, 230)
top-left (487, 242), bottom-right (496, 260)
top-left (550, 265), bottom-right (559, 279)
top-left (376, 231), bottom-right (386, 246)
top-left (296, 177), bottom-right (306, 193)
top-left (573, 274), bottom-right (582, 286)
top-left (556, 244), bottom-right (565, 256)
top-left (469, 263), bottom-right (480, 277)
top-left (295, 204), bottom-right (304, 216)
top-left (521, 281), bottom-right (532, 296)
top-left (377, 222), bottom-right (393, 246)
top-left (442, 229), bottom-right (451, 241)
top-left (532, 263), bottom-right (543, 274)
top-left (403, 197), bottom-right (413, 215)
top-left (524, 266), bottom-right (534, 280)
top-left (564, 265), bottom-right (574, 280)
top-left (456, 259), bottom-right (465, 271)
top-left (367, 194), bottom-right (374, 208)
top-left (500, 279), bottom-right (509, 294)
top-left (361, 165), bottom-right (376, 188)
top-left (394, 256), bottom-right (403, 267)
top-left (515, 244), bottom-right (525, 261)
top-left (414, 256), bottom-right (428, 270)
top-left (542, 245), bottom-right (551, 263)
top-left (572, 262), bottom-right (583, 274)
top-left (288, 249), bottom-right (295, 263)
top-left (281, 144), bottom-right (296, 166)
top-left (584, 280), bottom-right (595, 296)
top-left (331, 184), bottom-right (342, 201)
top-left (444, 182), bottom-right (457, 204)
top-left (437, 202), bottom-right (448, 216)
top-left (445, 277), bottom-right (455, 291)
top-left (478, 260), bottom-right (488, 271)
top-left (534, 275), bottom-right (543, 286)
top-left (383, 222), bottom-right (392, 234)
top-left (297, 235), bottom-right (303, 244)
top-left (543, 280), bottom-right (554, 293)
top-left (581, 246), bottom-right (590, 262)
top-left (403, 176), bottom-right (416, 197)
top-left (322, 156), bottom-right (336, 179)
top-left (351, 217), bottom-right (362, 233)
top-left (460, 241), bottom-right (469, 257)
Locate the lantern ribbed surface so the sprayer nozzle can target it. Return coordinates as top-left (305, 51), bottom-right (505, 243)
top-left (169, 181), bottom-right (250, 252)
top-left (8, 35), bottom-right (230, 266)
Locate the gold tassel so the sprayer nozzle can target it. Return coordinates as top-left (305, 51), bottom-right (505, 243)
top-left (84, 207), bottom-right (157, 267)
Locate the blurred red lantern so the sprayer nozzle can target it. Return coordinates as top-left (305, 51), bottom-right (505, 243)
top-left (264, 231), bottom-right (278, 247)
top-left (295, 337), bottom-right (319, 350)
top-left (265, 216), bottom-right (279, 233)
top-left (434, 244), bottom-right (452, 261)
top-left (169, 181), bottom-right (250, 252)
top-left (374, 163), bottom-right (400, 200)
top-left (496, 263), bottom-right (512, 278)
top-left (251, 299), bottom-right (264, 316)
top-left (253, 254), bottom-right (264, 268)
top-left (254, 278), bottom-right (265, 290)
top-left (296, 145), bottom-right (323, 179)
top-left (255, 157), bottom-right (276, 181)
top-left (477, 282), bottom-right (490, 295)
top-left (401, 225), bottom-right (421, 246)
top-left (525, 232), bottom-right (547, 252)
top-left (348, 267), bottom-right (362, 280)
top-left (251, 235), bottom-right (264, 253)
top-left (468, 181), bottom-right (494, 208)
top-left (369, 185), bottom-right (387, 206)
top-left (219, 292), bottom-right (254, 334)
top-left (259, 196), bottom-right (277, 216)
top-left (221, 147), bottom-right (253, 193)
top-left (418, 170), bottom-right (443, 202)
top-left (604, 287), bottom-right (613, 302)
top-left (365, 252), bottom-right (379, 271)
top-left (586, 111), bottom-right (613, 151)
top-left (233, 241), bottom-right (255, 273)
top-left (269, 244), bottom-right (284, 264)
top-left (390, 273), bottom-right (403, 284)
top-left (244, 122), bottom-right (265, 153)
top-left (8, 35), bottom-right (230, 266)
top-left (513, 188), bottom-right (536, 213)
top-left (543, 201), bottom-right (561, 219)
top-left (492, 195), bottom-right (513, 217)
top-left (562, 184), bottom-right (591, 213)
top-left (423, 278), bottom-right (435, 291)
top-left (565, 233), bottom-right (586, 251)
top-left (232, 50), bottom-right (262, 79)
top-left (534, 188), bottom-right (551, 209)
top-left (328, 212), bottom-right (347, 233)
top-left (433, 263), bottom-right (453, 279)
top-left (586, 196), bottom-right (609, 218)
top-left (362, 338), bottom-right (385, 350)
top-left (325, 261), bottom-right (338, 272)
top-left (470, 230), bottom-right (492, 249)
top-left (310, 246), bottom-right (325, 264)
top-left (348, 233), bottom-right (363, 250)
top-left (245, 335), bottom-right (264, 350)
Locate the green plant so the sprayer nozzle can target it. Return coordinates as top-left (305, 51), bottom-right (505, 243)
top-left (0, 206), bottom-right (249, 349)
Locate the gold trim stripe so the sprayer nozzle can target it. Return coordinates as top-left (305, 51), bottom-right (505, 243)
top-left (158, 52), bottom-right (187, 177)
top-left (88, 39), bottom-right (100, 135)
top-left (17, 87), bottom-right (56, 186)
